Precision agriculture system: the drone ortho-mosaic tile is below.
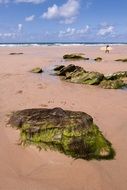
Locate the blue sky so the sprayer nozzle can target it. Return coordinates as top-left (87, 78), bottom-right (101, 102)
top-left (0, 0), bottom-right (127, 42)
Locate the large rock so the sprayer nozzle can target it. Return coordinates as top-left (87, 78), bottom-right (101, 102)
top-left (9, 107), bottom-right (115, 160)
top-left (63, 53), bottom-right (89, 60)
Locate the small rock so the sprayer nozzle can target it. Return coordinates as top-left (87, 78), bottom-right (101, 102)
top-left (9, 53), bottom-right (23, 55)
top-left (115, 58), bottom-right (127, 62)
top-left (94, 57), bottom-right (102, 62)
top-left (63, 53), bottom-right (89, 60)
top-left (31, 67), bottom-right (43, 73)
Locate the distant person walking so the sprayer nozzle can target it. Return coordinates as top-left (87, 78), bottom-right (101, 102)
top-left (105, 45), bottom-right (110, 53)
top-left (100, 45), bottom-right (112, 53)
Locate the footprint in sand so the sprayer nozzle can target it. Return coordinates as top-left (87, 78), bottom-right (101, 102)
top-left (40, 104), bottom-right (48, 108)
top-left (17, 90), bottom-right (23, 94)
top-left (48, 100), bottom-right (54, 104)
top-left (38, 83), bottom-right (46, 89)
top-left (60, 101), bottom-right (66, 105)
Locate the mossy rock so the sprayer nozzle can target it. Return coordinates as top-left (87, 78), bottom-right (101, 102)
top-left (63, 54), bottom-right (89, 60)
top-left (31, 67), bottom-right (43, 73)
top-left (56, 64), bottom-right (77, 76)
top-left (65, 67), bottom-right (85, 80)
top-left (54, 64), bottom-right (104, 85)
top-left (105, 71), bottom-right (127, 80)
top-left (70, 71), bottom-right (104, 85)
top-left (9, 107), bottom-right (115, 160)
top-left (54, 65), bottom-right (65, 71)
top-left (100, 79), bottom-right (125, 89)
top-left (94, 57), bottom-right (102, 62)
top-left (112, 71), bottom-right (127, 78)
top-left (54, 64), bottom-right (126, 89)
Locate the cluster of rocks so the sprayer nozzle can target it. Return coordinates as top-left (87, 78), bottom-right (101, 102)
top-left (54, 64), bottom-right (127, 89)
top-left (9, 107), bottom-right (115, 160)
top-left (9, 55), bottom-right (120, 160)
top-left (63, 53), bottom-right (103, 62)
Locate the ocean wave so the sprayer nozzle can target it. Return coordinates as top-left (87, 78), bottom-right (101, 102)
top-left (0, 42), bottom-right (127, 47)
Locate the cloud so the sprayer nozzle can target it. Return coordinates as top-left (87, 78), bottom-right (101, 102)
top-left (58, 25), bottom-right (90, 38)
top-left (77, 25), bottom-right (90, 34)
top-left (97, 25), bottom-right (114, 36)
top-left (0, 23), bottom-right (24, 41)
top-left (15, 0), bottom-right (45, 4)
top-left (42, 0), bottom-right (80, 24)
top-left (60, 17), bottom-right (76, 24)
top-left (43, 4), bottom-right (58, 19)
top-left (59, 27), bottom-right (76, 37)
top-left (25, 15), bottom-right (35, 21)
top-left (0, 32), bottom-right (16, 38)
top-left (18, 23), bottom-right (23, 31)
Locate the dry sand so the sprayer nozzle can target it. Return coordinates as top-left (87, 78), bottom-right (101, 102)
top-left (0, 45), bottom-right (127, 190)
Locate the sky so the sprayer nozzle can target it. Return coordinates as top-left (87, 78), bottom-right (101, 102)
top-left (0, 0), bottom-right (127, 42)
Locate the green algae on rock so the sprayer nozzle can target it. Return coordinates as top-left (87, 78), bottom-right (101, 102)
top-left (105, 71), bottom-right (127, 80)
top-left (9, 107), bottom-right (115, 160)
top-left (54, 64), bottom-right (104, 85)
top-left (31, 67), bottom-right (43, 73)
top-left (63, 53), bottom-right (89, 60)
top-left (69, 71), bottom-right (104, 85)
top-left (54, 64), bottom-right (127, 89)
top-left (100, 79), bottom-right (125, 89)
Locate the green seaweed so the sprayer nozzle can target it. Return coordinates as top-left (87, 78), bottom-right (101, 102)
top-left (100, 79), bottom-right (125, 89)
top-left (9, 108), bottom-right (115, 160)
top-left (18, 122), bottom-right (115, 160)
top-left (54, 64), bottom-right (127, 89)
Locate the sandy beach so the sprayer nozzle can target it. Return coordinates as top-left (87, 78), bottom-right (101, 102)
top-left (0, 45), bottom-right (127, 190)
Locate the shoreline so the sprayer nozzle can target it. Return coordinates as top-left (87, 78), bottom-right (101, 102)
top-left (0, 43), bottom-right (127, 48)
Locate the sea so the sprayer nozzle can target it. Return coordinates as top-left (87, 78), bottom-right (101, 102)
top-left (0, 42), bottom-right (127, 47)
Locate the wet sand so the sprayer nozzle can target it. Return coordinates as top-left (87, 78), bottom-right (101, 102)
top-left (0, 45), bottom-right (127, 190)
